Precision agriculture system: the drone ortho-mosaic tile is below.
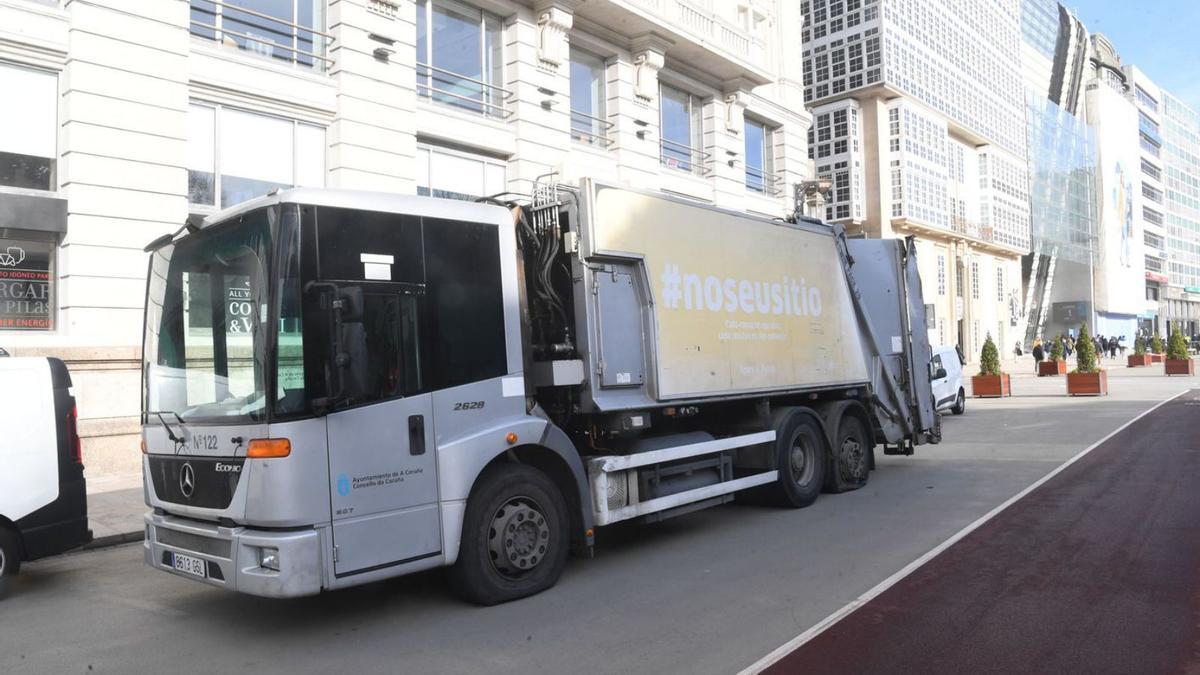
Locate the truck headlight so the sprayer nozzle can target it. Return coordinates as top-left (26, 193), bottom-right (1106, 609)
top-left (260, 548), bottom-right (280, 571)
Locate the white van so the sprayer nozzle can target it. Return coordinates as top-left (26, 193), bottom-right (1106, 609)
top-left (0, 357), bottom-right (91, 594)
top-left (930, 345), bottom-right (966, 415)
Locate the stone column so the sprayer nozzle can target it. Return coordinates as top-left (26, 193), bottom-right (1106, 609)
top-left (325, 0), bottom-right (416, 192)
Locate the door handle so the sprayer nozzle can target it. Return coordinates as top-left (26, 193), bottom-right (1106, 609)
top-left (408, 414), bottom-right (425, 455)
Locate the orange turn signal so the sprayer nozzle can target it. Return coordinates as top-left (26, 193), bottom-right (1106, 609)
top-left (247, 438), bottom-right (291, 458)
top-left (505, 432), bottom-right (518, 445)
top-left (140, 439), bottom-right (147, 454)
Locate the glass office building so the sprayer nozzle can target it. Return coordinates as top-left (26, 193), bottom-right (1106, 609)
top-left (1023, 93), bottom-right (1098, 342)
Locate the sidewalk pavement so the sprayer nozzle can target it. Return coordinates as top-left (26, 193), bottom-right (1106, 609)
top-left (85, 471), bottom-right (144, 550)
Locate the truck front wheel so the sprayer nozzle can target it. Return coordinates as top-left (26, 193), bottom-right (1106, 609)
top-left (0, 525), bottom-right (21, 597)
top-left (449, 463), bottom-right (569, 606)
top-left (770, 410), bottom-right (827, 508)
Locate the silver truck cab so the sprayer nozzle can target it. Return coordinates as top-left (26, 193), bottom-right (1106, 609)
top-left (141, 190), bottom-right (589, 600)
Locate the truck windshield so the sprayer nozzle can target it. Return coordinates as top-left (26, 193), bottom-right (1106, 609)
top-left (143, 207), bottom-right (275, 423)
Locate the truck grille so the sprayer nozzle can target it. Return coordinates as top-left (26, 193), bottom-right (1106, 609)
top-left (148, 456), bottom-right (243, 509)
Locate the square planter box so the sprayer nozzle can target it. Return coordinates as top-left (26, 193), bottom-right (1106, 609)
top-left (1165, 359), bottom-right (1195, 376)
top-left (1150, 354), bottom-right (1165, 363)
top-left (1067, 370), bottom-right (1108, 396)
top-left (972, 373), bottom-right (1011, 398)
top-left (1127, 354), bottom-right (1152, 367)
top-left (1038, 360), bottom-right (1067, 376)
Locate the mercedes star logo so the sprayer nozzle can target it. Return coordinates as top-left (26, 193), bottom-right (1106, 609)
top-left (179, 462), bottom-right (196, 499)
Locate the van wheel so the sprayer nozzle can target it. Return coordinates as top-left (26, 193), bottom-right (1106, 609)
top-left (448, 463), bottom-right (569, 606)
top-left (951, 389), bottom-right (966, 415)
top-left (825, 414), bottom-right (871, 493)
top-left (769, 410), bottom-right (827, 508)
top-left (0, 526), bottom-right (21, 597)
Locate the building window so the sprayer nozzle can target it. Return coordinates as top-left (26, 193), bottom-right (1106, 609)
top-left (744, 118), bottom-right (775, 194)
top-left (570, 47), bottom-right (608, 145)
top-left (189, 0), bottom-right (327, 69)
top-left (0, 62), bottom-right (56, 191)
top-left (1144, 207), bottom-right (1164, 226)
top-left (937, 254), bottom-right (946, 296)
top-left (1140, 158), bottom-right (1162, 182)
top-left (188, 104), bottom-right (326, 209)
top-left (660, 84), bottom-right (705, 174)
top-left (971, 261), bottom-right (979, 300)
top-left (1141, 182), bottom-right (1163, 204)
top-left (416, 0), bottom-right (505, 116)
top-left (1135, 85), bottom-right (1159, 113)
top-left (415, 144), bottom-right (506, 201)
top-left (996, 267), bottom-right (1004, 302)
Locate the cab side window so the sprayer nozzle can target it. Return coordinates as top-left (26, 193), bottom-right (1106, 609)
top-left (304, 206), bottom-right (507, 412)
top-left (422, 217), bottom-right (506, 390)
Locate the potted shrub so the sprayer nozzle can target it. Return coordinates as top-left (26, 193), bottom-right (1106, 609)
top-left (1039, 337), bottom-right (1067, 376)
top-left (1127, 336), bottom-right (1152, 367)
top-left (971, 334), bottom-right (1011, 397)
top-left (1165, 323), bottom-right (1195, 376)
top-left (1150, 331), bottom-right (1165, 363)
top-left (1067, 322), bottom-right (1107, 396)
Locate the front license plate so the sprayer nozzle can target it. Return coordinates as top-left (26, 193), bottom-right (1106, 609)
top-left (170, 552), bottom-right (207, 578)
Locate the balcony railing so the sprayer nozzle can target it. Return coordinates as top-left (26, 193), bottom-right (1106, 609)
top-left (416, 62), bottom-right (513, 118)
top-left (746, 166), bottom-right (782, 196)
top-left (625, 0), bottom-right (764, 65)
top-left (189, 0), bottom-right (332, 70)
top-left (570, 110), bottom-right (615, 146)
top-left (660, 138), bottom-right (712, 175)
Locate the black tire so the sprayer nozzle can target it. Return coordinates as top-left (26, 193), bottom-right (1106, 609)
top-left (825, 414), bottom-right (871, 493)
top-left (951, 388), bottom-right (966, 415)
top-left (768, 409), bottom-right (827, 508)
top-left (448, 463), bottom-right (569, 606)
top-left (0, 526), bottom-right (21, 598)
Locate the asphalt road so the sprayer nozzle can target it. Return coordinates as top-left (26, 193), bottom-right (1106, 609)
top-left (767, 388), bottom-right (1200, 675)
top-left (1, 368), bottom-right (1192, 675)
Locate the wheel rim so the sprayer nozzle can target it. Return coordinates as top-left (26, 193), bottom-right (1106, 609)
top-left (0, 546), bottom-right (6, 575)
top-left (789, 429), bottom-right (817, 486)
top-left (487, 496), bottom-right (551, 578)
top-left (840, 429), bottom-right (867, 481)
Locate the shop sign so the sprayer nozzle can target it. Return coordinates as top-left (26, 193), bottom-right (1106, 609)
top-left (1145, 271), bottom-right (1169, 283)
top-left (1186, 286), bottom-right (1200, 294)
top-left (0, 239), bottom-right (53, 330)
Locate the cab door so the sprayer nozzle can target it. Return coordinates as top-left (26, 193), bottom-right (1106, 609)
top-left (324, 291), bottom-right (441, 577)
top-left (327, 394), bottom-right (438, 576)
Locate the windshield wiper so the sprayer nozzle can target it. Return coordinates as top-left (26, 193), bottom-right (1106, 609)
top-left (147, 410), bottom-right (186, 452)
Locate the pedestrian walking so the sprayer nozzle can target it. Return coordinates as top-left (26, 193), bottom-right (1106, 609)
top-left (1032, 340), bottom-right (1045, 372)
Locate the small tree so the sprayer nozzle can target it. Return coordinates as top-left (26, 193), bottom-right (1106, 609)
top-left (1151, 331), bottom-right (1164, 355)
top-left (1134, 336), bottom-right (1146, 356)
top-left (1074, 322), bottom-right (1099, 374)
top-left (1168, 322), bottom-right (1190, 361)
top-left (1050, 335), bottom-right (1064, 362)
top-left (979, 334), bottom-right (1001, 376)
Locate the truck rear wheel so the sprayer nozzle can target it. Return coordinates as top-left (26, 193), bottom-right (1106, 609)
top-left (0, 526), bottom-right (21, 597)
top-left (448, 463), bottom-right (569, 606)
top-left (769, 410), bottom-right (827, 508)
top-left (825, 414), bottom-right (871, 493)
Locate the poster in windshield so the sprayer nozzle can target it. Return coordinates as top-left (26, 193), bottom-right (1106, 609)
top-left (0, 238), bottom-right (53, 331)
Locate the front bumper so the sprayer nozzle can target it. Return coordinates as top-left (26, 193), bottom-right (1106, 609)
top-left (144, 512), bottom-right (326, 598)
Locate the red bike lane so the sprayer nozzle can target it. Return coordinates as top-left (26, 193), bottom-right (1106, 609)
top-left (766, 390), bottom-right (1200, 675)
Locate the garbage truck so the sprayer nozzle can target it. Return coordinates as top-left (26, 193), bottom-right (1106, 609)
top-left (139, 179), bottom-right (938, 604)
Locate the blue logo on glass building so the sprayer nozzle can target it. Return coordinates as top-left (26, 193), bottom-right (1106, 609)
top-left (337, 473), bottom-right (351, 496)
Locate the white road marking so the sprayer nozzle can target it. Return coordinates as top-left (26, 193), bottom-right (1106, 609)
top-left (739, 389), bottom-right (1190, 675)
